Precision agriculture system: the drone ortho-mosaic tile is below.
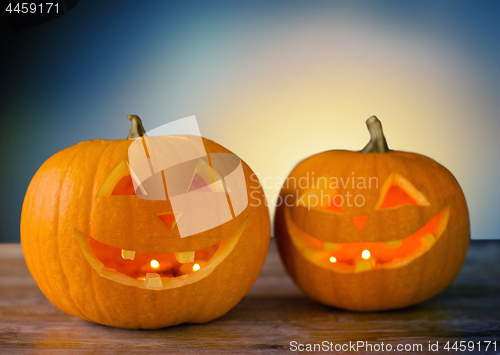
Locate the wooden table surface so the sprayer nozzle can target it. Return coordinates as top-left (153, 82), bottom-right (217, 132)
top-left (0, 240), bottom-right (499, 354)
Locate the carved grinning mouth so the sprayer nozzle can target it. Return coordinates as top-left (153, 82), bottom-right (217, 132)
top-left (285, 207), bottom-right (450, 273)
top-left (75, 218), bottom-right (247, 290)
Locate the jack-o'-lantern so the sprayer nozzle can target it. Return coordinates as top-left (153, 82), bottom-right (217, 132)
top-left (274, 116), bottom-right (469, 311)
top-left (21, 115), bottom-right (270, 328)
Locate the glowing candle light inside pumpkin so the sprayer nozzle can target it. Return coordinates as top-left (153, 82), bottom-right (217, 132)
top-left (329, 256), bottom-right (337, 263)
top-left (179, 260), bottom-right (207, 275)
top-left (361, 250), bottom-right (371, 260)
top-left (150, 259), bottom-right (160, 269)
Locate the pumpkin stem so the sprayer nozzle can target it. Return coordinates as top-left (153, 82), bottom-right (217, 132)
top-left (127, 115), bottom-right (146, 139)
top-left (362, 116), bottom-right (389, 153)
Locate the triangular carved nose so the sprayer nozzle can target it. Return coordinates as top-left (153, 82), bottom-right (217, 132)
top-left (352, 215), bottom-right (368, 231)
top-left (156, 211), bottom-right (183, 231)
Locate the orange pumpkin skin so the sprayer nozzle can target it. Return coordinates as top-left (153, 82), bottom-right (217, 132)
top-left (21, 133), bottom-right (270, 329)
top-left (274, 117), bottom-right (469, 311)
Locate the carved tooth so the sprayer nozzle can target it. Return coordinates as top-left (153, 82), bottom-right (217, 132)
top-left (323, 242), bottom-right (338, 251)
top-left (355, 260), bottom-right (372, 272)
top-left (420, 233), bottom-right (436, 250)
top-left (384, 240), bottom-right (402, 248)
top-left (174, 251), bottom-right (195, 264)
top-left (144, 273), bottom-right (163, 290)
top-left (121, 249), bottom-right (136, 260)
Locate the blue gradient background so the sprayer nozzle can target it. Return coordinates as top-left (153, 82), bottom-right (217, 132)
top-left (1, 1), bottom-right (500, 242)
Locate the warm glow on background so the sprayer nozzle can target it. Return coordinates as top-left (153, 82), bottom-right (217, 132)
top-left (1, 1), bottom-right (499, 240)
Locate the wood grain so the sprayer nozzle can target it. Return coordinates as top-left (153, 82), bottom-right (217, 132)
top-left (0, 240), bottom-right (499, 354)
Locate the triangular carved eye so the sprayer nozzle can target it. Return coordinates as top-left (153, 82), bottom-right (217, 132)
top-left (97, 161), bottom-right (146, 197)
top-left (375, 173), bottom-right (430, 210)
top-left (111, 175), bottom-right (138, 195)
top-left (296, 176), bottom-right (342, 214)
top-left (185, 158), bottom-right (227, 193)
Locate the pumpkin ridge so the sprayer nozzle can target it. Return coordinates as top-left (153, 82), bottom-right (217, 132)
top-left (88, 140), bottom-right (122, 325)
top-left (22, 158), bottom-right (57, 305)
top-left (56, 144), bottom-right (90, 320)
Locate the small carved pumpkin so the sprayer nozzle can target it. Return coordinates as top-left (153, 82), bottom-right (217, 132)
top-left (21, 116), bottom-right (270, 328)
top-left (274, 116), bottom-right (469, 311)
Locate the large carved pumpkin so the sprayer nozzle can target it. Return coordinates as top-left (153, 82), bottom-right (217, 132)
top-left (21, 116), bottom-right (270, 328)
top-left (274, 116), bottom-right (469, 311)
